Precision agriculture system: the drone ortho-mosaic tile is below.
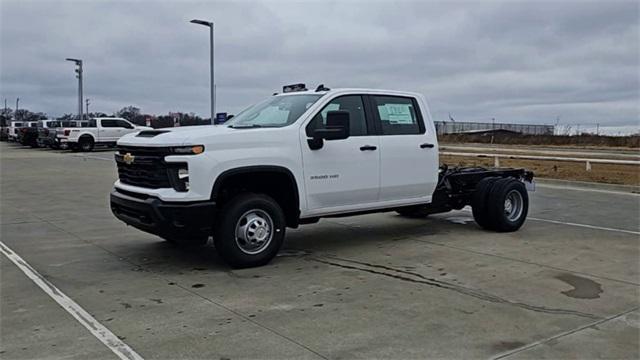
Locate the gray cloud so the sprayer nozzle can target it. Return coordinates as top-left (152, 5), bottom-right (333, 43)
top-left (1, 0), bottom-right (638, 131)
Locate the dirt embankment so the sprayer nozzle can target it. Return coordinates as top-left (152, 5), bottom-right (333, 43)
top-left (440, 133), bottom-right (640, 149)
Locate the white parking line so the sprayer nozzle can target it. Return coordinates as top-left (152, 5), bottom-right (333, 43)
top-left (528, 217), bottom-right (640, 236)
top-left (492, 306), bottom-right (639, 359)
top-left (458, 207), bottom-right (639, 235)
top-left (0, 241), bottom-right (144, 360)
top-left (536, 183), bottom-right (640, 196)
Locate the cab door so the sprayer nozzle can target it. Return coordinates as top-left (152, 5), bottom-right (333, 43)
top-left (370, 95), bottom-right (438, 202)
top-left (116, 119), bottom-right (137, 137)
top-left (98, 119), bottom-right (119, 142)
top-left (300, 95), bottom-right (380, 213)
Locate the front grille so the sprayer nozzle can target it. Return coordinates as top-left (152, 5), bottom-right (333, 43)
top-left (115, 146), bottom-right (174, 189)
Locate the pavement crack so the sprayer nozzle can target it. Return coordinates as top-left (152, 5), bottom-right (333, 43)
top-left (311, 256), bottom-right (599, 320)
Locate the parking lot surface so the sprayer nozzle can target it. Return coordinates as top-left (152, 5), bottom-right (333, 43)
top-left (1, 142), bottom-right (639, 359)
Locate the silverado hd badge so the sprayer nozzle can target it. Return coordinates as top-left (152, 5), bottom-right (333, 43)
top-left (123, 153), bottom-right (135, 165)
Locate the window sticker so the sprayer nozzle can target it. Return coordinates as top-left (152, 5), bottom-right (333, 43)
top-left (379, 104), bottom-right (414, 124)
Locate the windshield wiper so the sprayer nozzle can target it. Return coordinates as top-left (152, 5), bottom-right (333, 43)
top-left (228, 124), bottom-right (262, 129)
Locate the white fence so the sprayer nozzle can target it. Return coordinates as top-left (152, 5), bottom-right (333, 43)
top-left (435, 121), bottom-right (555, 136)
top-left (440, 151), bottom-right (640, 171)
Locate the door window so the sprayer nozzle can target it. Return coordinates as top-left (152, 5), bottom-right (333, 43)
top-left (116, 120), bottom-right (134, 129)
top-left (101, 120), bottom-right (118, 127)
top-left (306, 95), bottom-right (368, 137)
top-left (372, 96), bottom-right (424, 135)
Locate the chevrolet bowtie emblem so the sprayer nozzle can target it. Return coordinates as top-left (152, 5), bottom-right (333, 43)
top-left (123, 153), bottom-right (135, 165)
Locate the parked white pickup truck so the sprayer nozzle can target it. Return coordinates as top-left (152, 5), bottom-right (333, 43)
top-left (8, 121), bottom-right (24, 141)
top-left (110, 84), bottom-right (534, 268)
top-left (67, 117), bottom-right (150, 151)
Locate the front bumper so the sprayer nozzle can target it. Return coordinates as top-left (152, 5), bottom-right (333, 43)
top-left (110, 188), bottom-right (216, 239)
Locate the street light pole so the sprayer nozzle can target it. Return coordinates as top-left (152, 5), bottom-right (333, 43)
top-left (86, 98), bottom-right (90, 117)
top-left (66, 58), bottom-right (83, 120)
top-left (15, 97), bottom-right (19, 120)
top-left (190, 19), bottom-right (215, 122)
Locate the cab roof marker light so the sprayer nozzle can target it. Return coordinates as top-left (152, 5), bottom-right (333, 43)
top-left (282, 83), bottom-right (307, 93)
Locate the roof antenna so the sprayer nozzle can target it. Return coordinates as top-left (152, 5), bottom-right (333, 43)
top-left (315, 84), bottom-right (330, 92)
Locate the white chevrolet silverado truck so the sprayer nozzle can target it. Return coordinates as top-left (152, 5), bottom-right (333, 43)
top-left (111, 84), bottom-right (534, 268)
top-left (67, 117), bottom-right (150, 151)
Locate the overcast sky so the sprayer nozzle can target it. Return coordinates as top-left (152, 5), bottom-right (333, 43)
top-left (1, 0), bottom-right (638, 132)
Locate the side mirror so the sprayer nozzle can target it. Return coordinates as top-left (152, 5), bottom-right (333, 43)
top-left (321, 110), bottom-right (349, 140)
top-left (307, 110), bottom-right (349, 150)
top-left (308, 111), bottom-right (350, 150)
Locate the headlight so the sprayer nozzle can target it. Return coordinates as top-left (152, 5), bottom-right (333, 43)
top-left (171, 145), bottom-right (204, 155)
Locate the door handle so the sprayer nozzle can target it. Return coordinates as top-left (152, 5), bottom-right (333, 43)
top-left (360, 145), bottom-right (377, 151)
top-left (420, 143), bottom-right (435, 149)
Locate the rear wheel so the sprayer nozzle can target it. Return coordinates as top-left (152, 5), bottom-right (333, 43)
top-left (471, 177), bottom-right (500, 230)
top-left (214, 193), bottom-right (285, 268)
top-left (79, 137), bottom-right (94, 152)
top-left (486, 178), bottom-right (529, 232)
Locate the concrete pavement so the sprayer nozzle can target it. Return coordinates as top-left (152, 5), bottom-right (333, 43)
top-left (1, 142), bottom-right (638, 359)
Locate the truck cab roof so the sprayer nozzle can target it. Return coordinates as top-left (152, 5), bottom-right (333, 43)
top-left (274, 87), bottom-right (424, 99)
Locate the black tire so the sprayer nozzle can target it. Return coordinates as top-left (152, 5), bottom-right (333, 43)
top-left (214, 193), bottom-right (285, 268)
top-left (79, 137), bottom-right (94, 152)
top-left (396, 205), bottom-right (432, 218)
top-left (485, 178), bottom-right (528, 232)
top-left (163, 235), bottom-right (209, 247)
top-left (472, 177), bottom-right (501, 230)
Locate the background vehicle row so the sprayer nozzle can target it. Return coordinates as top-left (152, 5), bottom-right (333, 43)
top-left (1, 117), bottom-right (146, 151)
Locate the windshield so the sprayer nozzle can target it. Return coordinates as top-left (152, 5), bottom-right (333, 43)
top-left (226, 94), bottom-right (322, 128)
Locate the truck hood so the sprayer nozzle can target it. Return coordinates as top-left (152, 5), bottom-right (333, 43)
top-left (117, 125), bottom-right (287, 147)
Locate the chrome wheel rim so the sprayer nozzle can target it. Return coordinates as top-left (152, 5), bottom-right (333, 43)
top-left (504, 190), bottom-right (524, 222)
top-left (235, 209), bottom-right (273, 255)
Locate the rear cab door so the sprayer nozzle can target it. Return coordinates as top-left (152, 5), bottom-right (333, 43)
top-left (370, 94), bottom-right (438, 203)
top-left (97, 119), bottom-right (119, 142)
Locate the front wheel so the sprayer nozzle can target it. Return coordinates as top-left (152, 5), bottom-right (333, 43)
top-left (214, 193), bottom-right (285, 268)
